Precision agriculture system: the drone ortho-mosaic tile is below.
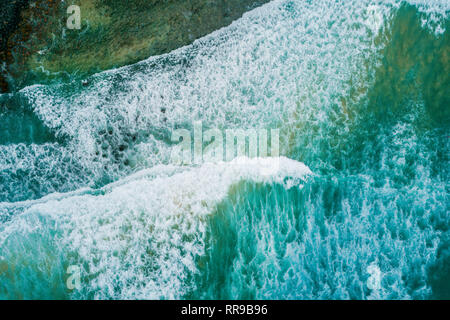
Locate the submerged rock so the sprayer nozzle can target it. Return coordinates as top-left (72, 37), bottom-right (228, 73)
top-left (1, 0), bottom-right (269, 92)
top-left (0, 0), bottom-right (31, 92)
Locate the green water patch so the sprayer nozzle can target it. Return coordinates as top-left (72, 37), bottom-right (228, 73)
top-left (0, 207), bottom-right (105, 300)
top-left (343, 4), bottom-right (450, 183)
top-left (0, 93), bottom-right (77, 203)
top-left (188, 181), bottom-right (308, 299)
top-left (289, 3), bottom-right (449, 177)
top-left (250, 3), bottom-right (450, 299)
top-left (192, 171), bottom-right (448, 299)
top-left (428, 231), bottom-right (450, 299)
top-left (365, 4), bottom-right (449, 127)
top-left (0, 94), bottom-right (58, 145)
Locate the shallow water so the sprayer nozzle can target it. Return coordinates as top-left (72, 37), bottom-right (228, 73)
top-left (0, 0), bottom-right (448, 299)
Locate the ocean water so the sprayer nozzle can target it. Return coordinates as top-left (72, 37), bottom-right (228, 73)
top-left (0, 0), bottom-right (448, 299)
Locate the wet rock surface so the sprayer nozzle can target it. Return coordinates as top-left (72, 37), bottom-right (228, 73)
top-left (0, 0), bottom-right (269, 93)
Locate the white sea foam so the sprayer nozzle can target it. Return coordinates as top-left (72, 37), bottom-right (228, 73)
top-left (0, 0), bottom-right (447, 299)
top-left (16, 0), bottom-right (396, 197)
top-left (0, 157), bottom-right (311, 299)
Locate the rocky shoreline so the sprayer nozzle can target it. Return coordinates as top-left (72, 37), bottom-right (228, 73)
top-left (0, 0), bottom-right (31, 92)
top-left (0, 0), bottom-right (269, 93)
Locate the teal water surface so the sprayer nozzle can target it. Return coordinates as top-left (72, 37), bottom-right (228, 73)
top-left (0, 0), bottom-right (448, 299)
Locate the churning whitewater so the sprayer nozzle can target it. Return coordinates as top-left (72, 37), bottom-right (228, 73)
top-left (0, 0), bottom-right (449, 299)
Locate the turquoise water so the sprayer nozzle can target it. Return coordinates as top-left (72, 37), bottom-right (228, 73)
top-left (0, 0), bottom-right (448, 299)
